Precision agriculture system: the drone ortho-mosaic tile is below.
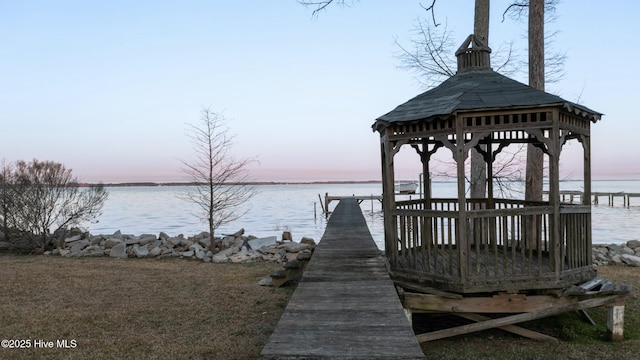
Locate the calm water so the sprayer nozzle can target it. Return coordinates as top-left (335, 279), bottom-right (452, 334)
top-left (89, 181), bottom-right (640, 249)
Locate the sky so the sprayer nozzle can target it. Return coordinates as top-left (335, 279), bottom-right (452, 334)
top-left (2, 1), bottom-right (639, 183)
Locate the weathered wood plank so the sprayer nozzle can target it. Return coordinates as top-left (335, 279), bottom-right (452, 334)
top-left (455, 313), bottom-right (558, 341)
top-left (416, 294), bottom-right (627, 343)
top-left (404, 292), bottom-right (575, 313)
top-left (260, 198), bottom-right (425, 359)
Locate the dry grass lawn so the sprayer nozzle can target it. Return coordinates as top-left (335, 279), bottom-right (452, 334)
top-left (0, 255), bottom-right (292, 360)
top-left (1, 255), bottom-right (639, 360)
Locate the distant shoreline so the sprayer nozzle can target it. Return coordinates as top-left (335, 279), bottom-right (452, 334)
top-left (84, 179), bottom-right (640, 187)
top-left (81, 180), bottom-right (385, 187)
top-left (80, 178), bottom-right (640, 187)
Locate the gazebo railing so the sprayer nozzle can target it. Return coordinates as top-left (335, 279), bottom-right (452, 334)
top-left (390, 198), bottom-right (592, 292)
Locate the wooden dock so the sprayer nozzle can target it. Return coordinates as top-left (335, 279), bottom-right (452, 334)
top-left (260, 197), bottom-right (425, 360)
top-left (321, 193), bottom-right (383, 215)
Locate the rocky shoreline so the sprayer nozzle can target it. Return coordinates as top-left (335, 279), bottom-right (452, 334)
top-left (593, 240), bottom-right (640, 266)
top-left (4, 228), bottom-right (317, 265)
top-left (2, 228), bottom-right (639, 268)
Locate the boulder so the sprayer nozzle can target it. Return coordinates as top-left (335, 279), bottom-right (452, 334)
top-left (133, 244), bottom-right (149, 258)
top-left (149, 245), bottom-right (162, 257)
top-left (232, 228), bottom-right (245, 238)
top-left (620, 246), bottom-right (635, 255)
top-left (297, 250), bottom-right (313, 261)
top-left (139, 234), bottom-right (156, 245)
top-left (81, 245), bottom-right (104, 257)
top-left (279, 242), bottom-right (311, 253)
top-left (211, 252), bottom-right (230, 263)
top-left (228, 251), bottom-right (258, 263)
top-left (109, 242), bottom-right (127, 258)
top-left (165, 237), bottom-right (181, 248)
top-left (189, 242), bottom-right (205, 252)
top-left (193, 231), bottom-right (210, 240)
top-left (611, 254), bottom-right (623, 264)
top-left (248, 236), bottom-right (278, 250)
top-left (104, 238), bottom-right (122, 249)
top-left (282, 231), bottom-right (293, 241)
top-left (69, 239), bottom-right (90, 253)
top-left (195, 248), bottom-right (207, 260)
top-left (179, 238), bottom-right (194, 248)
top-left (284, 252), bottom-right (299, 262)
top-left (124, 236), bottom-right (140, 245)
top-left (181, 250), bottom-right (194, 258)
top-left (89, 235), bottom-right (103, 245)
top-left (222, 236), bottom-right (240, 248)
top-left (627, 240), bottom-right (640, 249)
top-left (159, 232), bottom-right (171, 241)
top-left (257, 277), bottom-right (273, 286)
top-left (198, 237), bottom-right (212, 249)
top-left (64, 234), bottom-right (83, 243)
top-left (621, 254), bottom-right (640, 267)
top-left (147, 239), bottom-right (161, 249)
top-left (300, 237), bottom-right (316, 246)
top-left (111, 230), bottom-right (124, 240)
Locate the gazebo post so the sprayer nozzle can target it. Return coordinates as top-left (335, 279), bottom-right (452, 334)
top-left (455, 116), bottom-right (469, 283)
top-left (420, 141), bottom-right (433, 249)
top-left (582, 134), bottom-right (593, 264)
top-left (583, 135), bottom-right (592, 206)
top-left (486, 140), bottom-right (494, 207)
top-left (381, 135), bottom-right (397, 265)
top-left (421, 140), bottom-right (432, 208)
top-left (550, 110), bottom-right (562, 278)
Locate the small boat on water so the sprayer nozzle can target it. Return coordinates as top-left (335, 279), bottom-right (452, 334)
top-left (396, 182), bottom-right (418, 194)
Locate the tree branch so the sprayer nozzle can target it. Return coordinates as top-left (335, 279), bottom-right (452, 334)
top-left (298, 0), bottom-right (355, 17)
top-left (419, 0), bottom-right (440, 27)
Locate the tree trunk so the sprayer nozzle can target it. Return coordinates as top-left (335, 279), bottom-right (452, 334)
top-left (474, 0), bottom-right (490, 44)
top-left (525, 0), bottom-right (545, 251)
top-left (470, 0), bottom-right (490, 200)
top-left (525, 0), bottom-right (544, 203)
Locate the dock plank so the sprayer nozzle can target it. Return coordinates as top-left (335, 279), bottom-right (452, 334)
top-left (260, 198), bottom-right (425, 360)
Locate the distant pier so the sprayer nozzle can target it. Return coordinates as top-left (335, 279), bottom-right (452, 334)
top-left (544, 190), bottom-right (640, 207)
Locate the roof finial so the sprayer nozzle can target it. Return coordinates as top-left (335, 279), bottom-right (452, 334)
top-left (455, 34), bottom-right (492, 73)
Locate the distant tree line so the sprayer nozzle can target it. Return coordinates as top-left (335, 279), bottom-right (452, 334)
top-left (0, 159), bottom-right (108, 253)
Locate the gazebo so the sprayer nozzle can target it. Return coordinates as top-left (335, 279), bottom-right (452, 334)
top-left (373, 35), bottom-right (628, 341)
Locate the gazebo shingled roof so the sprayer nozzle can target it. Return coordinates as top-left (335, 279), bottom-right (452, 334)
top-left (375, 70), bottom-right (601, 127)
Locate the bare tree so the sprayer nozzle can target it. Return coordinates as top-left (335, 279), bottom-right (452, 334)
top-left (298, 0), bottom-right (356, 17)
top-left (0, 160), bottom-right (16, 243)
top-left (1, 159), bottom-right (108, 252)
top-left (394, 18), bottom-right (456, 89)
top-left (395, 2), bottom-right (519, 89)
top-left (181, 108), bottom-right (257, 251)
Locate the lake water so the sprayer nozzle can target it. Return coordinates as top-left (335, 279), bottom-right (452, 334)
top-left (89, 181), bottom-right (640, 249)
